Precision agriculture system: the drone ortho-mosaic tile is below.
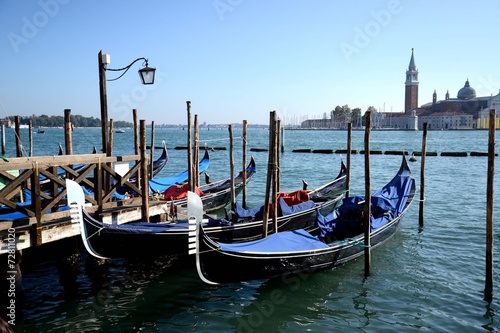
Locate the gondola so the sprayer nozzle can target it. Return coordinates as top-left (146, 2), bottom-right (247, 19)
top-left (215, 159), bottom-right (348, 243)
top-left (190, 155), bottom-right (415, 284)
top-left (161, 155), bottom-right (257, 213)
top-left (66, 156), bottom-right (256, 259)
top-left (148, 149), bottom-right (210, 194)
top-left (66, 158), bottom-right (348, 259)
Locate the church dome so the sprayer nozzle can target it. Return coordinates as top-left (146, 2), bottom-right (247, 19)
top-left (457, 79), bottom-right (476, 99)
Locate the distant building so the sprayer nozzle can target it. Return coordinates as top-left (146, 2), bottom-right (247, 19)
top-left (301, 49), bottom-right (500, 130)
top-left (416, 79), bottom-right (500, 129)
top-left (1, 118), bottom-right (11, 128)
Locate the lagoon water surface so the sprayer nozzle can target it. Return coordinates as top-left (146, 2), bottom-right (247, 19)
top-left (3, 127), bottom-right (500, 332)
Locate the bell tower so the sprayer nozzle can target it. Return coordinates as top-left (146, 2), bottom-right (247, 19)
top-left (405, 48), bottom-right (419, 114)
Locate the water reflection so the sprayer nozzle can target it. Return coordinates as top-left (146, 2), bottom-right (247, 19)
top-left (229, 264), bottom-right (371, 332)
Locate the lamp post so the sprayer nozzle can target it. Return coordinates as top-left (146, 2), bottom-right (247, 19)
top-left (98, 50), bottom-right (156, 156)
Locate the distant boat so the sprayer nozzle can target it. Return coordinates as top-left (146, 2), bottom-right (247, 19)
top-left (37, 130), bottom-right (45, 134)
top-left (115, 128), bottom-right (125, 133)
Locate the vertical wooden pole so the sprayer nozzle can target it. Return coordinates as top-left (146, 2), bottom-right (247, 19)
top-left (108, 119), bottom-right (114, 157)
top-left (276, 118), bottom-right (281, 193)
top-left (1, 123), bottom-right (5, 156)
top-left (262, 111), bottom-right (275, 237)
top-left (98, 50), bottom-right (109, 157)
top-left (29, 120), bottom-right (33, 157)
top-left (133, 109), bottom-right (139, 155)
top-left (64, 109), bottom-right (73, 155)
top-left (242, 120), bottom-right (248, 208)
top-left (419, 122), bottom-right (428, 227)
top-left (280, 124), bottom-right (285, 153)
top-left (484, 109), bottom-right (495, 303)
top-left (229, 124), bottom-right (235, 212)
top-left (150, 121), bottom-right (155, 180)
top-left (15, 116), bottom-right (22, 157)
top-left (346, 123), bottom-right (352, 198)
top-left (186, 101), bottom-right (193, 191)
top-left (194, 115), bottom-right (199, 187)
top-left (271, 113), bottom-right (278, 233)
top-left (140, 120), bottom-right (150, 222)
top-left (363, 111), bottom-right (372, 277)
top-left (133, 109), bottom-right (140, 188)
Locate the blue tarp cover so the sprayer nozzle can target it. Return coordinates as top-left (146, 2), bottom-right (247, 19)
top-left (315, 165), bottom-right (414, 238)
top-left (149, 152), bottom-right (210, 193)
top-left (219, 229), bottom-right (328, 253)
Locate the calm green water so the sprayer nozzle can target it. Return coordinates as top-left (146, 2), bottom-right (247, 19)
top-left (3, 127), bottom-right (500, 332)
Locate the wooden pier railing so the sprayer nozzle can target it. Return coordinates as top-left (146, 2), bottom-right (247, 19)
top-left (0, 152), bottom-right (156, 253)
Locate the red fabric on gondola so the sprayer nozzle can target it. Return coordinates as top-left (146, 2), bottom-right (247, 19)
top-left (276, 190), bottom-right (309, 206)
top-left (275, 190), bottom-right (310, 216)
top-left (162, 183), bottom-right (204, 200)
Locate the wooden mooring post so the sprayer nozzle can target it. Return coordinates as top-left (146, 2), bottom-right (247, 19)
top-left (276, 118), bottom-right (281, 192)
top-left (363, 111), bottom-right (372, 277)
top-left (193, 115), bottom-right (199, 187)
top-left (64, 109), bottom-right (73, 155)
top-left (150, 120), bottom-right (155, 180)
top-left (140, 120), bottom-right (150, 222)
top-left (271, 112), bottom-right (279, 233)
top-left (346, 123), bottom-right (352, 198)
top-left (484, 109), bottom-right (495, 303)
top-left (186, 101), bottom-right (193, 191)
top-left (133, 109), bottom-right (139, 155)
top-left (228, 124), bottom-right (235, 212)
top-left (419, 122), bottom-right (428, 227)
top-left (15, 116), bottom-right (21, 157)
top-left (242, 120), bottom-right (248, 208)
top-left (1, 123), bottom-right (5, 156)
top-left (29, 120), bottom-right (33, 157)
top-left (108, 118), bottom-right (114, 157)
top-left (133, 109), bottom-right (140, 188)
top-left (280, 124), bottom-right (285, 153)
top-left (262, 111), bottom-right (278, 237)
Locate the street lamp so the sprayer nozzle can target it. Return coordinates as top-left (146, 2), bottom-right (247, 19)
top-left (98, 50), bottom-right (156, 156)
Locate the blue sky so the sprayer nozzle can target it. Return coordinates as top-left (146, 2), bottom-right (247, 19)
top-left (1, 0), bottom-right (499, 126)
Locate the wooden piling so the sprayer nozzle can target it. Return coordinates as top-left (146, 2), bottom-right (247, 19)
top-left (108, 119), bottom-right (114, 157)
top-left (133, 109), bottom-right (139, 155)
top-left (419, 122), bottom-right (428, 227)
top-left (194, 115), bottom-right (199, 187)
top-left (276, 119), bottom-right (281, 192)
top-left (346, 123), bottom-right (352, 198)
top-left (281, 124), bottom-right (285, 153)
top-left (133, 109), bottom-right (140, 187)
top-left (99, 50), bottom-right (109, 157)
top-left (484, 109), bottom-right (495, 303)
top-left (15, 116), bottom-right (21, 157)
top-left (29, 120), bottom-right (33, 157)
top-left (271, 113), bottom-right (278, 233)
top-left (140, 120), bottom-right (150, 222)
top-left (262, 111), bottom-right (275, 237)
top-left (64, 109), bottom-right (73, 155)
top-left (186, 101), bottom-right (193, 191)
top-left (1, 123), bottom-right (5, 156)
top-left (229, 124), bottom-right (235, 212)
top-left (363, 111), bottom-right (372, 277)
top-left (150, 121), bottom-right (155, 180)
top-left (242, 120), bottom-right (248, 208)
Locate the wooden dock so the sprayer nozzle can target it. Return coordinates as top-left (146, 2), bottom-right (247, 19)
top-left (0, 152), bottom-right (168, 255)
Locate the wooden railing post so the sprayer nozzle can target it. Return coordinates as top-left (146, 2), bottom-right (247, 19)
top-left (32, 162), bottom-right (42, 246)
